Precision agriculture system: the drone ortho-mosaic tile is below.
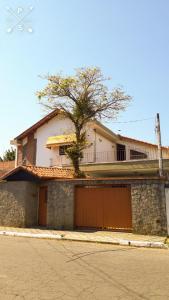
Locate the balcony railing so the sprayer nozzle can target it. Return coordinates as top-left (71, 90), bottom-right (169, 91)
top-left (51, 148), bottom-right (159, 167)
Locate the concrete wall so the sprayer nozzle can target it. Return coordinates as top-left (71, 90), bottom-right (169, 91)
top-left (46, 179), bottom-right (168, 235)
top-left (0, 181), bottom-right (38, 227)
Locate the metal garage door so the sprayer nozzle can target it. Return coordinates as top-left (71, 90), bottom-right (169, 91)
top-left (75, 186), bottom-right (132, 231)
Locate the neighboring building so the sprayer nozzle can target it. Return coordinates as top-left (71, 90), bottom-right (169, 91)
top-left (0, 161), bottom-right (15, 176)
top-left (11, 109), bottom-right (169, 177)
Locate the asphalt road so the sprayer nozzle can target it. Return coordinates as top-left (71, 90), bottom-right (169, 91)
top-left (0, 236), bottom-right (169, 300)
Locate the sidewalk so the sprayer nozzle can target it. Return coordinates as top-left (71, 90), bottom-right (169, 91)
top-left (0, 226), bottom-right (167, 249)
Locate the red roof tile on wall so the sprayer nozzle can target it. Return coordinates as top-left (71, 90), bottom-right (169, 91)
top-left (0, 165), bottom-right (74, 180)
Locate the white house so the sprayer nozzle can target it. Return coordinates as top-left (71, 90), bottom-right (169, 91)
top-left (11, 109), bottom-right (169, 174)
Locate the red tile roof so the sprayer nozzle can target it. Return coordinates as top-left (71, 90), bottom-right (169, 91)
top-left (0, 165), bottom-right (74, 180)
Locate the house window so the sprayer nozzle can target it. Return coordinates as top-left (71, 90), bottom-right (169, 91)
top-left (59, 145), bottom-right (70, 156)
top-left (130, 149), bottom-right (147, 160)
top-left (117, 144), bottom-right (126, 161)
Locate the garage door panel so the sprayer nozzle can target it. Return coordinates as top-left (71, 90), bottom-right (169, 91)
top-left (75, 188), bottom-right (103, 228)
top-left (103, 188), bottom-right (132, 229)
top-left (75, 186), bottom-right (132, 230)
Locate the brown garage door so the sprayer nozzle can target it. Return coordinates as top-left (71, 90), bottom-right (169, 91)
top-left (75, 186), bottom-right (132, 231)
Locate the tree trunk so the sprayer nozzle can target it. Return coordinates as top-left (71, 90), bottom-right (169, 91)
top-left (73, 158), bottom-right (81, 178)
top-left (73, 127), bottom-right (81, 177)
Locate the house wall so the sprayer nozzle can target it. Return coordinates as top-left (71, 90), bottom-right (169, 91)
top-left (35, 115), bottom-right (74, 167)
top-left (46, 179), bottom-right (168, 235)
top-left (17, 135), bottom-right (37, 166)
top-left (121, 140), bottom-right (169, 160)
top-left (34, 115), bottom-right (115, 167)
top-left (0, 181), bottom-right (38, 227)
top-left (121, 140), bottom-right (156, 160)
top-left (17, 145), bottom-right (23, 166)
top-left (26, 134), bottom-right (37, 165)
top-left (15, 114), bottom-right (169, 167)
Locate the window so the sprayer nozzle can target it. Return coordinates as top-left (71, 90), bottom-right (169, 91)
top-left (130, 150), bottom-right (147, 160)
top-left (59, 145), bottom-right (69, 156)
top-left (117, 144), bottom-right (126, 161)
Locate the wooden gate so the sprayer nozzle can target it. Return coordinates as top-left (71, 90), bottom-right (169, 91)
top-left (75, 186), bottom-right (132, 231)
top-left (38, 186), bottom-right (47, 226)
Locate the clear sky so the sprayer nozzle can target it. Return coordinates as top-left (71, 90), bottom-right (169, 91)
top-left (0, 0), bottom-right (169, 156)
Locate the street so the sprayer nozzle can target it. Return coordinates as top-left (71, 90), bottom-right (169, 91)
top-left (0, 236), bottom-right (169, 300)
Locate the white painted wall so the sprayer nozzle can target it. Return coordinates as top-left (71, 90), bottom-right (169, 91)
top-left (35, 115), bottom-right (74, 167)
top-left (121, 140), bottom-right (159, 160)
top-left (165, 188), bottom-right (169, 235)
top-left (34, 116), bottom-right (115, 167)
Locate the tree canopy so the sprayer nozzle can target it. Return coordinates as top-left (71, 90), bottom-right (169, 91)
top-left (1, 147), bottom-right (15, 161)
top-left (37, 67), bottom-right (132, 177)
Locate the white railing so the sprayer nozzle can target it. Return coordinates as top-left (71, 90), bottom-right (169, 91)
top-left (51, 148), bottom-right (159, 167)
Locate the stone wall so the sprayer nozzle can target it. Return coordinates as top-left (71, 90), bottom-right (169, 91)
top-left (47, 181), bottom-right (74, 230)
top-left (131, 183), bottom-right (167, 235)
top-left (0, 178), bottom-right (167, 235)
top-left (46, 179), bottom-right (168, 235)
top-left (25, 182), bottom-right (38, 227)
top-left (0, 181), bottom-right (38, 227)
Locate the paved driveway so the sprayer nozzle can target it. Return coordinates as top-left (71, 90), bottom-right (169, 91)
top-left (0, 236), bottom-right (169, 300)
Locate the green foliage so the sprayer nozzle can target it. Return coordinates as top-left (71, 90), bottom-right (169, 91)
top-left (37, 67), bottom-right (132, 177)
top-left (65, 132), bottom-right (88, 177)
top-left (3, 147), bottom-right (15, 161)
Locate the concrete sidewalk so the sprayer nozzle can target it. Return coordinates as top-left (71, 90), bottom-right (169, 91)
top-left (0, 226), bottom-right (167, 249)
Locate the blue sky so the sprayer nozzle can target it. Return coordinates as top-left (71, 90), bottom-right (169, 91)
top-left (0, 0), bottom-right (169, 156)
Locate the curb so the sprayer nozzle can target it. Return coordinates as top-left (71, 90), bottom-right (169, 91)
top-left (0, 230), bottom-right (62, 240)
top-left (0, 230), bottom-right (168, 249)
top-left (61, 237), bottom-right (168, 249)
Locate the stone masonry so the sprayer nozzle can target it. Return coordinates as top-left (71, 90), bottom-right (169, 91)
top-left (0, 181), bottom-right (38, 227)
top-left (46, 179), bottom-right (168, 235)
top-left (0, 178), bottom-right (168, 235)
top-left (47, 181), bottom-right (74, 230)
top-left (131, 183), bottom-right (167, 235)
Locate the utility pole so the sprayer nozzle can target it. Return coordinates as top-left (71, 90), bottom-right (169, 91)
top-left (156, 113), bottom-right (163, 177)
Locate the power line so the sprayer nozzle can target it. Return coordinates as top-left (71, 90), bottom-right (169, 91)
top-left (112, 117), bottom-right (154, 124)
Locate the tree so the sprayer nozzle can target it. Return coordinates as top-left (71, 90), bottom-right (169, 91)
top-left (37, 67), bottom-right (131, 177)
top-left (3, 147), bottom-right (16, 161)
